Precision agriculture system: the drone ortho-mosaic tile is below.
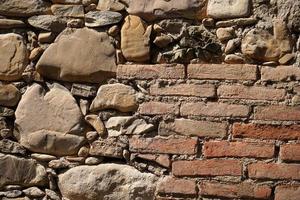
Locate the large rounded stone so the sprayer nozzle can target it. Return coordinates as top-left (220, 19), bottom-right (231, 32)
top-left (0, 0), bottom-right (51, 17)
top-left (58, 164), bottom-right (157, 200)
top-left (36, 28), bottom-right (116, 83)
top-left (0, 33), bottom-right (28, 81)
top-left (14, 83), bottom-right (85, 156)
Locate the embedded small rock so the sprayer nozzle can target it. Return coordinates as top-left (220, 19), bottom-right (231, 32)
top-left (58, 164), bottom-right (157, 200)
top-left (28, 15), bottom-right (67, 32)
top-left (0, 84), bottom-right (21, 107)
top-left (51, 4), bottom-right (84, 18)
top-left (96, 0), bottom-right (125, 11)
top-left (90, 83), bottom-right (138, 112)
top-left (84, 115), bottom-right (106, 135)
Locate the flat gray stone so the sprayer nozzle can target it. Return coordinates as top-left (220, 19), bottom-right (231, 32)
top-left (28, 15), bottom-right (67, 32)
top-left (85, 11), bottom-right (123, 27)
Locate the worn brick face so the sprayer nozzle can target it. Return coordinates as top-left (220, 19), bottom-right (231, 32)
top-left (280, 144), bottom-right (300, 161)
top-left (129, 137), bottom-right (198, 155)
top-left (275, 185), bottom-right (300, 200)
top-left (180, 102), bottom-right (249, 117)
top-left (150, 83), bottom-right (216, 97)
top-left (157, 177), bottom-right (197, 197)
top-left (188, 64), bottom-right (257, 80)
top-left (218, 85), bottom-right (286, 100)
top-left (248, 162), bottom-right (300, 180)
top-left (261, 65), bottom-right (300, 81)
top-left (232, 123), bottom-right (300, 140)
top-left (199, 182), bottom-right (272, 199)
top-left (138, 102), bottom-right (179, 115)
top-left (159, 119), bottom-right (227, 138)
top-left (254, 105), bottom-right (300, 121)
top-left (203, 141), bottom-right (275, 158)
top-left (117, 64), bottom-right (185, 79)
top-left (172, 160), bottom-right (242, 177)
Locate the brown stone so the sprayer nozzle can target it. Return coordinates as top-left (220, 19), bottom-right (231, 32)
top-left (89, 138), bottom-right (127, 158)
top-left (275, 185), bottom-right (300, 200)
top-left (0, 33), bottom-right (28, 81)
top-left (0, 19), bottom-right (26, 29)
top-left (90, 83), bottom-right (138, 112)
top-left (85, 115), bottom-right (105, 136)
top-left (0, 84), bottom-right (21, 107)
top-left (157, 177), bottom-right (197, 196)
top-left (121, 15), bottom-right (151, 62)
top-left (51, 4), bottom-right (84, 18)
top-left (36, 28), bottom-right (116, 83)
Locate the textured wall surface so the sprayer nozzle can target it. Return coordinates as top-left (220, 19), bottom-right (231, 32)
top-left (0, 0), bottom-right (300, 200)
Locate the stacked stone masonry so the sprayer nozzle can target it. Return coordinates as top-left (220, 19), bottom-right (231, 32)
top-left (0, 0), bottom-right (300, 200)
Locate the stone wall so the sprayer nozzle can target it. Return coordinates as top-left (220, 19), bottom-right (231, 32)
top-left (0, 0), bottom-right (300, 200)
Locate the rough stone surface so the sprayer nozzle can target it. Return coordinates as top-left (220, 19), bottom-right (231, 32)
top-left (0, 139), bottom-right (26, 155)
top-left (85, 11), bottom-right (122, 27)
top-left (58, 164), bottom-right (157, 200)
top-left (51, 4), bottom-right (84, 18)
top-left (0, 33), bottom-right (28, 81)
top-left (124, 0), bottom-right (206, 21)
top-left (14, 84), bottom-right (85, 156)
top-left (0, 153), bottom-right (47, 188)
top-left (36, 28), bottom-right (116, 83)
top-left (121, 15), bottom-right (151, 62)
top-left (0, 0), bottom-right (51, 17)
top-left (0, 19), bottom-right (26, 29)
top-left (97, 0), bottom-right (125, 11)
top-left (28, 15), bottom-right (67, 32)
top-left (90, 83), bottom-right (138, 112)
top-left (0, 84), bottom-right (21, 107)
top-left (89, 138), bottom-right (127, 158)
top-left (207, 0), bottom-right (251, 19)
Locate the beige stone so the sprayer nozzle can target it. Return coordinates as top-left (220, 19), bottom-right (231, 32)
top-left (14, 83), bottom-right (85, 156)
top-left (58, 164), bottom-right (157, 200)
top-left (90, 83), bottom-right (138, 112)
top-left (123, 0), bottom-right (205, 21)
top-left (216, 27), bottom-right (235, 42)
top-left (225, 54), bottom-right (245, 64)
top-left (97, 0), bottom-right (125, 11)
top-left (121, 15), bottom-right (151, 62)
top-left (0, 0), bottom-right (51, 17)
top-left (0, 153), bottom-right (47, 188)
top-left (84, 114), bottom-right (106, 135)
top-left (51, 4), bottom-right (84, 18)
top-left (0, 19), bottom-right (26, 29)
top-left (207, 0), bottom-right (250, 19)
top-left (0, 84), bottom-right (21, 107)
top-left (36, 28), bottom-right (116, 83)
top-left (0, 33), bottom-right (28, 81)
top-left (89, 138), bottom-right (127, 158)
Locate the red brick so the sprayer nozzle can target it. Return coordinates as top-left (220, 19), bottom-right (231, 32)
top-left (280, 144), bottom-right (300, 161)
top-left (172, 160), bottom-right (242, 177)
top-left (199, 182), bottom-right (272, 199)
top-left (135, 154), bottom-right (170, 168)
top-left (150, 84), bottom-right (215, 97)
top-left (180, 102), bottom-right (249, 118)
top-left (188, 64), bottom-right (257, 80)
top-left (248, 162), bottom-right (300, 180)
top-left (254, 105), bottom-right (300, 121)
top-left (139, 102), bottom-right (179, 115)
top-left (275, 185), bottom-right (300, 200)
top-left (218, 85), bottom-right (285, 100)
top-left (261, 65), bottom-right (300, 82)
top-left (232, 123), bottom-right (300, 140)
top-left (159, 119), bottom-right (227, 138)
top-left (117, 64), bottom-right (185, 79)
top-left (203, 141), bottom-right (275, 158)
top-left (129, 137), bottom-right (197, 155)
top-left (157, 177), bottom-right (197, 197)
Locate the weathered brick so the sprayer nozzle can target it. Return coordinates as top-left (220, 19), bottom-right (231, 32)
top-left (261, 65), bottom-right (300, 81)
top-left (218, 85), bottom-right (285, 100)
top-left (150, 84), bottom-right (215, 97)
top-left (280, 144), bottom-right (300, 161)
top-left (129, 137), bottom-right (197, 155)
top-left (180, 102), bottom-right (249, 118)
top-left (188, 64), bottom-right (257, 80)
top-left (157, 177), bottom-right (197, 197)
top-left (172, 160), bottom-right (242, 177)
top-left (254, 105), bottom-right (300, 121)
top-left (158, 119), bottom-right (227, 138)
top-left (233, 123), bottom-right (300, 140)
top-left (275, 185), bottom-right (300, 200)
top-left (117, 64), bottom-right (185, 79)
top-left (248, 162), bottom-right (300, 180)
top-left (203, 141), bottom-right (275, 158)
top-left (199, 182), bottom-right (272, 199)
top-left (139, 102), bottom-right (179, 115)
